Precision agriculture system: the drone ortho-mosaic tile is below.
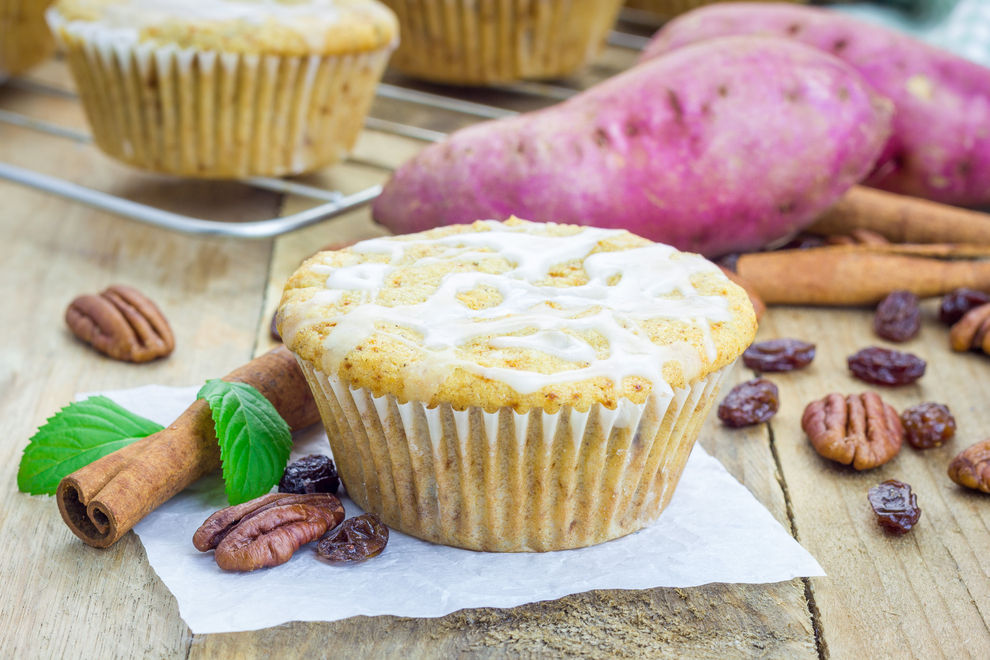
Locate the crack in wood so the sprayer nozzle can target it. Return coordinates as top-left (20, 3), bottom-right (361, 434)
top-left (767, 421), bottom-right (829, 659)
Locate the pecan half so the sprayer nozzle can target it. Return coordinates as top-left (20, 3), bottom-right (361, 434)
top-left (801, 392), bottom-right (904, 470)
top-left (65, 285), bottom-right (174, 362)
top-left (194, 493), bottom-right (345, 571)
top-left (948, 439), bottom-right (990, 494)
top-left (949, 303), bottom-right (990, 353)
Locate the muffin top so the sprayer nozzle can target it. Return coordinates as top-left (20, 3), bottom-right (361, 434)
top-left (50, 0), bottom-right (397, 55)
top-left (279, 218), bottom-right (756, 414)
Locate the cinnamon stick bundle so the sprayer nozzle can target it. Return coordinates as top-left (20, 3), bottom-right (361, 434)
top-left (810, 186), bottom-right (990, 244)
top-left (736, 245), bottom-right (990, 306)
top-left (57, 346), bottom-right (319, 548)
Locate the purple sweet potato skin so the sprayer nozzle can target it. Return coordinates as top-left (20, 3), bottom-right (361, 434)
top-left (641, 3), bottom-right (990, 206)
top-left (373, 36), bottom-right (891, 257)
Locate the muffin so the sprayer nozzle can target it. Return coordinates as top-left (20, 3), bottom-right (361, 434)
top-left (46, 0), bottom-right (398, 177)
top-left (381, 0), bottom-right (623, 85)
top-left (278, 218), bottom-right (756, 552)
top-left (1, 0), bottom-right (56, 77)
top-left (625, 0), bottom-right (802, 19)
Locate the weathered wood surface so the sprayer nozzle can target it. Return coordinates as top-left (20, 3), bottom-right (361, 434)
top-left (1, 39), bottom-right (987, 659)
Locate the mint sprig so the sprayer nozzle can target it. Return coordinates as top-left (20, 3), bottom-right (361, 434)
top-left (197, 379), bottom-right (292, 505)
top-left (17, 396), bottom-right (164, 495)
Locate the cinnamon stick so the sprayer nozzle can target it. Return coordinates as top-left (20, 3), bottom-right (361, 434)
top-left (57, 346), bottom-right (319, 548)
top-left (719, 265), bottom-right (766, 321)
top-left (810, 186), bottom-right (990, 244)
top-left (736, 245), bottom-right (990, 306)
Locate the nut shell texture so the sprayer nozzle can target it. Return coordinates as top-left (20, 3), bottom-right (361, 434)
top-left (948, 440), bottom-right (990, 494)
top-left (802, 392), bottom-right (903, 470)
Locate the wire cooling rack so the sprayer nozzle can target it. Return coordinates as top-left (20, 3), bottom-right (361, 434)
top-left (0, 21), bottom-right (650, 238)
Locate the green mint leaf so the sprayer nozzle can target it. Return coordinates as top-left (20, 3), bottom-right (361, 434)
top-left (197, 379), bottom-right (292, 505)
top-left (17, 396), bottom-right (164, 495)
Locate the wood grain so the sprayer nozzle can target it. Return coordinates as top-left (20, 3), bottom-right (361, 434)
top-left (205, 134), bottom-right (817, 657)
top-left (0, 67), bottom-right (278, 658)
top-left (4, 41), bottom-right (989, 659)
top-left (759, 304), bottom-right (990, 658)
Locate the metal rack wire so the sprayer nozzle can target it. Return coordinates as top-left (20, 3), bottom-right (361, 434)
top-left (0, 25), bottom-right (646, 238)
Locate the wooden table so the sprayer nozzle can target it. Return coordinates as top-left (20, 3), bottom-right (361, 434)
top-left (2, 39), bottom-right (989, 659)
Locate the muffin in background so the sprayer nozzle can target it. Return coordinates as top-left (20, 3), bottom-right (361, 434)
top-left (625, 0), bottom-right (802, 19)
top-left (382, 0), bottom-right (623, 85)
top-left (47, 0), bottom-right (398, 178)
top-left (1, 0), bottom-right (56, 77)
top-left (278, 218), bottom-right (757, 552)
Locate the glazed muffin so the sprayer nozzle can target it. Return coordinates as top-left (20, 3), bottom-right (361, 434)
top-left (278, 218), bottom-right (756, 552)
top-left (47, 0), bottom-right (398, 177)
top-left (381, 0), bottom-right (623, 85)
top-left (1, 0), bottom-right (56, 77)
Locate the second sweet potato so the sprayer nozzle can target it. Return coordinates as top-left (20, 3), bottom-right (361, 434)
top-left (641, 3), bottom-right (990, 206)
top-left (373, 36), bottom-right (892, 257)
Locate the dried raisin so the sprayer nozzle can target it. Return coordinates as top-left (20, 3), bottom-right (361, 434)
top-left (939, 288), bottom-right (990, 326)
top-left (901, 402), bottom-right (956, 450)
top-left (717, 378), bottom-right (779, 427)
top-left (847, 347), bottom-right (926, 386)
top-left (278, 455), bottom-right (339, 495)
top-left (317, 513), bottom-right (389, 563)
top-left (743, 338), bottom-right (816, 372)
top-left (867, 480), bottom-right (921, 535)
top-left (873, 290), bottom-right (920, 342)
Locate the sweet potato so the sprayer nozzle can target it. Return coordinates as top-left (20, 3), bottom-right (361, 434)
top-left (373, 36), bottom-right (892, 257)
top-left (641, 3), bottom-right (990, 207)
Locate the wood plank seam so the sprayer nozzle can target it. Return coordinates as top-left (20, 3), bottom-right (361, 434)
top-left (766, 419), bottom-right (828, 659)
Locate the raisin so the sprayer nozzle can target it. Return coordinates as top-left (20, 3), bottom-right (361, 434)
top-left (743, 338), bottom-right (816, 372)
top-left (939, 288), bottom-right (990, 326)
top-left (901, 402), bottom-right (956, 450)
top-left (867, 480), bottom-right (921, 535)
top-left (873, 290), bottom-right (920, 342)
top-left (847, 347), bottom-right (926, 386)
top-left (717, 378), bottom-right (779, 427)
top-left (317, 513), bottom-right (389, 563)
top-left (278, 455), bottom-right (339, 495)
top-left (270, 310), bottom-right (281, 342)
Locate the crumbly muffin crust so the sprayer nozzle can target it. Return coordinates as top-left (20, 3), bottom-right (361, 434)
top-left (52, 0), bottom-right (397, 55)
top-left (279, 218), bottom-right (756, 414)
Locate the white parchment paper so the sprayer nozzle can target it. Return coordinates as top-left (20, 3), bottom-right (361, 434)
top-left (91, 385), bottom-right (823, 635)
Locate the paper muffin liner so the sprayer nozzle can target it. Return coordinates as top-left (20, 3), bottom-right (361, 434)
top-left (1, 0), bottom-right (55, 77)
top-left (298, 358), bottom-right (734, 552)
top-left (383, 0), bottom-right (623, 85)
top-left (48, 12), bottom-right (393, 177)
top-left (625, 0), bottom-right (802, 18)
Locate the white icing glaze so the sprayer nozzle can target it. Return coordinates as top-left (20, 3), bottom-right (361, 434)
top-left (285, 220), bottom-right (733, 403)
top-left (49, 0), bottom-right (395, 51)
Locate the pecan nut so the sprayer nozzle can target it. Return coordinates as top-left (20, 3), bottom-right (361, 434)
top-left (65, 285), bottom-right (174, 362)
top-left (801, 392), bottom-right (904, 470)
top-left (949, 303), bottom-right (990, 353)
top-left (948, 439), bottom-right (990, 494)
top-left (194, 493), bottom-right (344, 571)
